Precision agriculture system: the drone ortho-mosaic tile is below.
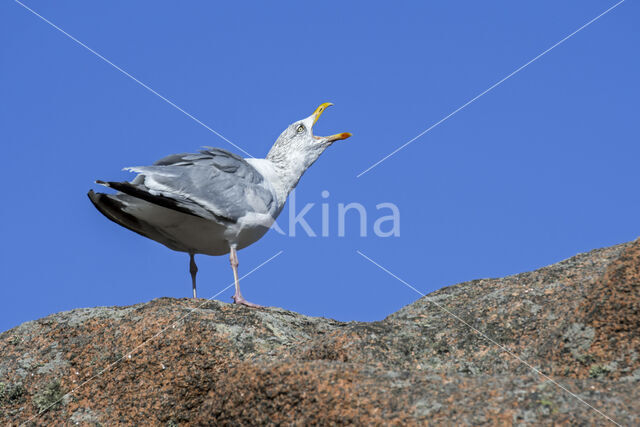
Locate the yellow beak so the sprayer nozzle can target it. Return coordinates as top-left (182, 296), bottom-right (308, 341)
top-left (325, 132), bottom-right (352, 142)
top-left (311, 102), bottom-right (333, 126)
top-left (311, 102), bottom-right (352, 142)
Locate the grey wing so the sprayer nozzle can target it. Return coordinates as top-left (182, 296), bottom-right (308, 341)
top-left (124, 148), bottom-right (276, 223)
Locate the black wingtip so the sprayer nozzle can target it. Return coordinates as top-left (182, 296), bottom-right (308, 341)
top-left (87, 189), bottom-right (99, 203)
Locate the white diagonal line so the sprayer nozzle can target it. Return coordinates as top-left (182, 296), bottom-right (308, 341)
top-left (24, 250), bottom-right (283, 425)
top-left (14, 0), bottom-right (254, 158)
top-left (356, 250), bottom-right (621, 426)
top-left (357, 0), bottom-right (626, 178)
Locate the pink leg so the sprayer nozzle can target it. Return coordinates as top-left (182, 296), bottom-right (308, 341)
top-left (189, 253), bottom-right (198, 298)
top-left (229, 246), bottom-right (261, 308)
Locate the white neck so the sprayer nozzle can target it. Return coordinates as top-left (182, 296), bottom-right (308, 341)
top-left (244, 158), bottom-right (295, 213)
top-left (265, 140), bottom-right (328, 196)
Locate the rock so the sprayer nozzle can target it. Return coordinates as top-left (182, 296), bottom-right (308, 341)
top-left (1, 239), bottom-right (639, 425)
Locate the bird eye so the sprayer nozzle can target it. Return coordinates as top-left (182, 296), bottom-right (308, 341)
top-left (296, 124), bottom-right (305, 133)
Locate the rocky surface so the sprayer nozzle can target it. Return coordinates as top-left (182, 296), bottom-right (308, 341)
top-left (1, 239), bottom-right (639, 425)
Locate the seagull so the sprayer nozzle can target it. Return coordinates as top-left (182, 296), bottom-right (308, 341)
top-left (88, 103), bottom-right (351, 307)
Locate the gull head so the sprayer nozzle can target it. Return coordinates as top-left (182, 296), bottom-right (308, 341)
top-left (266, 103), bottom-right (351, 176)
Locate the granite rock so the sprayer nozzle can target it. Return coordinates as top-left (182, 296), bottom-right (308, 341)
top-left (1, 239), bottom-right (639, 425)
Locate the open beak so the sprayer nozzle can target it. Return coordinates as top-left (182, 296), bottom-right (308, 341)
top-left (311, 102), bottom-right (352, 142)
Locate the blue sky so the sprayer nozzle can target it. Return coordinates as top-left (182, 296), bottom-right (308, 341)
top-left (1, 1), bottom-right (638, 332)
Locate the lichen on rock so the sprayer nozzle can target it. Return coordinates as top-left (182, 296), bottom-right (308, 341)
top-left (1, 239), bottom-right (639, 425)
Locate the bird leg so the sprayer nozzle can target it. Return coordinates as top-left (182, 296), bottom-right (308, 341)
top-left (189, 253), bottom-right (198, 298)
top-left (229, 246), bottom-right (261, 308)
